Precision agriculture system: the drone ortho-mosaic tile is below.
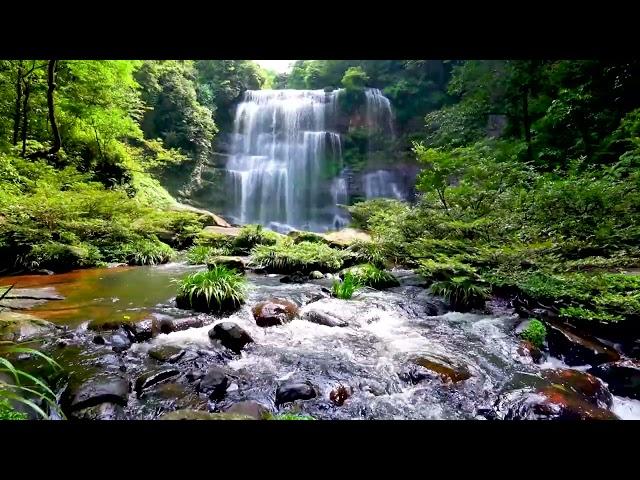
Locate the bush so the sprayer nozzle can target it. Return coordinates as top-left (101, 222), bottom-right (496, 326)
top-left (342, 263), bottom-right (399, 289)
top-left (175, 266), bottom-right (247, 314)
top-left (519, 319), bottom-right (547, 348)
top-left (346, 240), bottom-right (387, 268)
top-left (20, 241), bottom-right (104, 272)
top-left (332, 272), bottom-right (361, 299)
top-left (251, 241), bottom-right (350, 274)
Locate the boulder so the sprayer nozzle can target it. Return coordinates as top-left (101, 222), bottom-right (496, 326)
top-left (309, 271), bottom-right (325, 280)
top-left (225, 400), bottom-right (270, 419)
top-left (207, 256), bottom-right (248, 272)
top-left (62, 374), bottom-right (130, 413)
top-left (208, 322), bottom-right (254, 353)
top-left (588, 362), bottom-right (640, 400)
top-left (151, 315), bottom-right (205, 335)
top-left (135, 369), bottom-right (181, 397)
top-left (275, 381), bottom-right (317, 406)
top-left (0, 311), bottom-right (57, 342)
top-left (148, 345), bottom-right (186, 363)
top-left (109, 332), bottom-right (132, 353)
top-left (170, 203), bottom-right (232, 228)
top-left (546, 322), bottom-right (620, 366)
top-left (197, 366), bottom-right (230, 400)
top-left (201, 225), bottom-right (242, 238)
top-left (541, 368), bottom-right (613, 408)
top-left (302, 309), bottom-right (348, 327)
top-left (252, 299), bottom-right (298, 327)
top-left (322, 228), bottom-right (371, 248)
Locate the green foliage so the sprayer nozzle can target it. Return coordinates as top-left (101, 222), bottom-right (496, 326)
top-left (558, 306), bottom-right (624, 323)
top-left (175, 266), bottom-right (247, 314)
top-left (519, 319), bottom-right (547, 348)
top-left (342, 263), bottom-right (399, 289)
top-left (346, 240), bottom-right (388, 268)
top-left (430, 275), bottom-right (490, 310)
top-left (195, 230), bottom-right (235, 250)
top-left (251, 241), bottom-right (349, 274)
top-left (0, 342), bottom-right (64, 419)
top-left (233, 224), bottom-right (281, 252)
top-left (121, 238), bottom-right (174, 266)
top-left (186, 245), bottom-right (230, 265)
top-left (332, 272), bottom-right (361, 300)
top-left (268, 413), bottom-right (315, 420)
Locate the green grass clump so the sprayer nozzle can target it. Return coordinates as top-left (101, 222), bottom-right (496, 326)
top-left (342, 263), bottom-right (399, 289)
top-left (233, 224), bottom-right (281, 252)
top-left (0, 342), bottom-right (64, 419)
top-left (175, 266), bottom-right (247, 314)
top-left (430, 275), bottom-right (490, 310)
top-left (186, 245), bottom-right (231, 265)
top-left (519, 319), bottom-right (547, 348)
top-left (122, 238), bottom-right (174, 266)
top-left (251, 241), bottom-right (350, 274)
top-left (332, 272), bottom-right (361, 299)
top-left (288, 231), bottom-right (326, 244)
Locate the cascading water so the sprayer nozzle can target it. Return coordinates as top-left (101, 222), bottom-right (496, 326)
top-left (363, 170), bottom-right (406, 201)
top-left (224, 88), bottom-right (399, 232)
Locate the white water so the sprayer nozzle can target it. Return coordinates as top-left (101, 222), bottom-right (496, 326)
top-left (225, 88), bottom-right (396, 232)
top-left (363, 170), bottom-right (406, 200)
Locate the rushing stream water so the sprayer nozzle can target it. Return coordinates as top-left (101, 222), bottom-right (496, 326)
top-left (3, 263), bottom-right (639, 420)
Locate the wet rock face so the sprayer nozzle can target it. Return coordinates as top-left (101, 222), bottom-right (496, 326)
top-left (588, 362), bottom-right (640, 400)
top-left (135, 369), bottom-right (181, 397)
top-left (493, 386), bottom-right (618, 420)
top-left (541, 368), bottom-right (613, 409)
top-left (401, 355), bottom-right (472, 384)
top-left (62, 374), bottom-right (130, 414)
top-left (275, 381), bottom-right (317, 406)
top-left (545, 322), bottom-right (620, 366)
top-left (208, 322), bottom-right (254, 353)
top-left (252, 299), bottom-right (298, 327)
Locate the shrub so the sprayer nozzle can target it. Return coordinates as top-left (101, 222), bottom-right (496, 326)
top-left (519, 319), bottom-right (547, 348)
top-left (251, 241), bottom-right (350, 273)
top-left (332, 272), bottom-right (361, 299)
top-left (20, 241), bottom-right (104, 272)
top-left (346, 240), bottom-right (387, 268)
top-left (342, 263), bottom-right (399, 289)
top-left (175, 266), bottom-right (247, 314)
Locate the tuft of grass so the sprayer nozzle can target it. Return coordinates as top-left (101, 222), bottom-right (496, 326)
top-left (519, 319), bottom-right (547, 348)
top-left (430, 275), bottom-right (490, 310)
top-left (251, 241), bottom-right (350, 274)
top-left (342, 263), bottom-right (399, 289)
top-left (123, 238), bottom-right (174, 266)
top-left (233, 224), bottom-right (281, 252)
top-left (332, 272), bottom-right (361, 299)
top-left (0, 342), bottom-right (64, 419)
top-left (186, 245), bottom-right (231, 265)
top-left (176, 265), bottom-right (247, 314)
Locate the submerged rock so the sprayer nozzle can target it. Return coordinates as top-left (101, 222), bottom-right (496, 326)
top-left (197, 366), bottom-right (230, 400)
top-left (109, 332), bottom-right (132, 353)
top-left (546, 322), bottom-right (620, 366)
top-left (588, 362), bottom-right (640, 400)
top-left (275, 381), bottom-right (317, 406)
top-left (402, 354), bottom-right (472, 384)
top-left (208, 322), bottom-right (254, 353)
top-left (151, 315), bottom-right (205, 335)
top-left (252, 299), bottom-right (298, 327)
top-left (135, 369), bottom-right (181, 397)
top-left (72, 402), bottom-right (126, 420)
top-left (541, 368), bottom-right (613, 409)
top-left (493, 386), bottom-right (618, 420)
top-left (302, 309), bottom-right (348, 327)
top-left (62, 374), bottom-right (130, 413)
top-left (329, 385), bottom-right (352, 406)
top-left (225, 400), bottom-right (269, 419)
top-left (148, 345), bottom-right (186, 363)
top-left (0, 311), bottom-right (57, 342)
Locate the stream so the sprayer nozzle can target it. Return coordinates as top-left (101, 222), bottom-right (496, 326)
top-left (2, 262), bottom-right (640, 420)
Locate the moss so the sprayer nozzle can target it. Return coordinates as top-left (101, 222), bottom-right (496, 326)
top-left (251, 241), bottom-right (350, 274)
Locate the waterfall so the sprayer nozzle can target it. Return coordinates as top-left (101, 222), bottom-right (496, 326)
top-left (363, 170), bottom-right (406, 201)
top-left (224, 87), bottom-right (399, 232)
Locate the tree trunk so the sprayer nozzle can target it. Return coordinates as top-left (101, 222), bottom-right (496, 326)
top-left (46, 60), bottom-right (61, 157)
top-left (12, 61), bottom-right (23, 146)
top-left (522, 86), bottom-right (532, 161)
top-left (20, 81), bottom-right (30, 157)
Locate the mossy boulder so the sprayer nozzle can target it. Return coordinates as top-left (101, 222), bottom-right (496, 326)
top-left (0, 311), bottom-right (57, 342)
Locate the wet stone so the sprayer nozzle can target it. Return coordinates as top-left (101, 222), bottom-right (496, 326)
top-left (403, 355), bottom-right (472, 384)
top-left (253, 299), bottom-right (298, 327)
top-left (208, 322), bottom-right (254, 353)
top-left (148, 345), bottom-right (186, 363)
top-left (71, 402), bottom-right (126, 420)
top-left (62, 374), bottom-right (130, 413)
top-left (276, 381), bottom-right (317, 406)
top-left (546, 322), bottom-right (620, 366)
top-left (302, 309), bottom-right (348, 327)
top-left (197, 366), bottom-right (230, 400)
top-left (541, 368), bottom-right (613, 409)
top-left (225, 400), bottom-right (270, 419)
top-left (135, 369), bottom-right (181, 397)
top-left (588, 362), bottom-right (640, 400)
